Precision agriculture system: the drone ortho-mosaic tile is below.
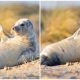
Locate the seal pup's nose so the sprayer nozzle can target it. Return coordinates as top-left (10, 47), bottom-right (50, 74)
top-left (13, 26), bottom-right (20, 32)
top-left (41, 54), bottom-right (61, 66)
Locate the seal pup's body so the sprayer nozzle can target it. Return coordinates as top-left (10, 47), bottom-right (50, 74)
top-left (0, 19), bottom-right (39, 68)
top-left (41, 28), bottom-right (80, 66)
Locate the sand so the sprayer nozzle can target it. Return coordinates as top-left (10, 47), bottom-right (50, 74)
top-left (41, 62), bottom-right (80, 79)
top-left (0, 60), bottom-right (39, 79)
top-left (1, 57), bottom-right (80, 79)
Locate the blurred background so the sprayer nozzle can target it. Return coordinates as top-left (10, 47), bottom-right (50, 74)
top-left (41, 1), bottom-right (80, 46)
top-left (0, 1), bottom-right (39, 39)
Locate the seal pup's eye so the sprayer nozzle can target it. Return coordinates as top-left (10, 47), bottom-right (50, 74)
top-left (20, 23), bottom-right (24, 26)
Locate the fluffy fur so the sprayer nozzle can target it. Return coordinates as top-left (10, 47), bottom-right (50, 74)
top-left (0, 18), bottom-right (39, 68)
top-left (41, 28), bottom-right (80, 66)
top-left (0, 25), bottom-right (9, 43)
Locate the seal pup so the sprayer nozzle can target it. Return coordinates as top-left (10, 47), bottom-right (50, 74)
top-left (0, 18), bottom-right (39, 68)
top-left (41, 28), bottom-right (80, 66)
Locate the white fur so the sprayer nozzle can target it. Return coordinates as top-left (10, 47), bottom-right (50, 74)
top-left (41, 28), bottom-right (80, 64)
top-left (0, 25), bottom-right (9, 43)
top-left (0, 19), bottom-right (39, 68)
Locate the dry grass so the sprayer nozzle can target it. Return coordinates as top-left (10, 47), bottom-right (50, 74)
top-left (0, 3), bottom-right (39, 37)
top-left (41, 7), bottom-right (80, 44)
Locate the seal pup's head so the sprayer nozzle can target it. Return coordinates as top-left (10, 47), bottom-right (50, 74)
top-left (40, 46), bottom-right (61, 66)
top-left (11, 18), bottom-right (34, 37)
top-left (41, 53), bottom-right (61, 66)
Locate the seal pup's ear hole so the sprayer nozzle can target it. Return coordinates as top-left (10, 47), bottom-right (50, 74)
top-left (73, 28), bottom-right (80, 39)
top-left (26, 20), bottom-right (33, 28)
